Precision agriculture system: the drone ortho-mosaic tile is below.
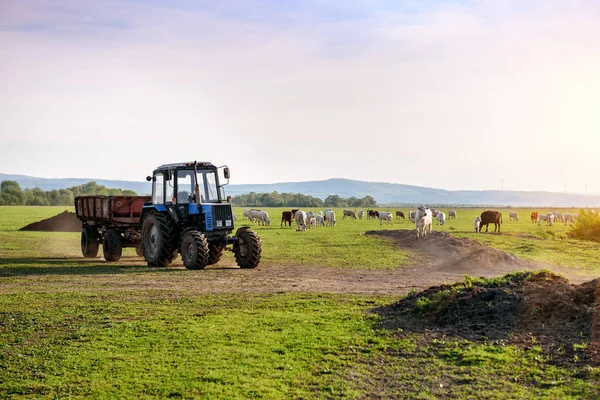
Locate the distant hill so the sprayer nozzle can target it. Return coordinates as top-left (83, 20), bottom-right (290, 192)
top-left (0, 174), bottom-right (152, 196)
top-left (2, 174), bottom-right (600, 207)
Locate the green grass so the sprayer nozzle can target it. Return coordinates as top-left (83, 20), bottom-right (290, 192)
top-left (1, 291), bottom-right (598, 399)
top-left (1, 206), bottom-right (599, 398)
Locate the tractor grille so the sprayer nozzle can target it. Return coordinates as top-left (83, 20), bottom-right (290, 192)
top-left (212, 204), bottom-right (234, 230)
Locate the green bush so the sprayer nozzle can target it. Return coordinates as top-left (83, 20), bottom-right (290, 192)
top-left (568, 209), bottom-right (600, 242)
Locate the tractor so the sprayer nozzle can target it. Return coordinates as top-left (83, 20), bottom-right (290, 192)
top-left (140, 161), bottom-right (262, 269)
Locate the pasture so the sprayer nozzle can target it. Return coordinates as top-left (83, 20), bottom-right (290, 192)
top-left (1, 206), bottom-right (599, 398)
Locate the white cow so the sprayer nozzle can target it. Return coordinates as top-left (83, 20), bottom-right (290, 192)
top-left (473, 216), bottom-right (481, 233)
top-left (538, 213), bottom-right (555, 226)
top-left (358, 210), bottom-right (364, 220)
top-left (243, 209), bottom-right (252, 221)
top-left (309, 217), bottom-right (316, 228)
top-left (448, 210), bottom-right (457, 220)
top-left (408, 210), bottom-right (417, 223)
top-left (436, 211), bottom-right (446, 226)
top-left (415, 206), bottom-right (433, 239)
top-left (249, 209), bottom-right (263, 223)
top-left (315, 214), bottom-right (325, 226)
top-left (325, 210), bottom-right (337, 226)
top-left (551, 212), bottom-right (564, 223)
top-left (509, 211), bottom-right (519, 222)
top-left (378, 212), bottom-right (393, 225)
top-left (564, 213), bottom-right (575, 225)
top-left (295, 210), bottom-right (307, 232)
top-left (257, 211), bottom-right (271, 226)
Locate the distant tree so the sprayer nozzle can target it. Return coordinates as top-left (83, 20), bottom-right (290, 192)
top-left (0, 180), bottom-right (25, 205)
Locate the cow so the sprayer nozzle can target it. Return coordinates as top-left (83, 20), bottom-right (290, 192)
top-left (295, 210), bottom-right (307, 232)
top-left (551, 212), bottom-right (564, 223)
top-left (546, 213), bottom-right (555, 226)
top-left (509, 211), bottom-right (519, 222)
top-left (448, 210), bottom-right (457, 220)
top-left (281, 211), bottom-right (294, 227)
top-left (564, 213), bottom-right (575, 225)
top-left (531, 211), bottom-right (538, 223)
top-left (379, 212), bottom-right (393, 225)
top-left (367, 210), bottom-right (379, 220)
top-left (473, 216), bottom-right (482, 233)
top-left (343, 209), bottom-right (357, 219)
top-left (436, 211), bottom-right (446, 226)
top-left (249, 209), bottom-right (263, 223)
top-left (309, 217), bottom-right (316, 228)
top-left (395, 211), bottom-right (405, 220)
top-left (479, 210), bottom-right (502, 233)
top-left (255, 211), bottom-right (270, 226)
top-left (243, 209), bottom-right (252, 221)
top-left (408, 210), bottom-right (417, 223)
top-left (325, 210), bottom-right (337, 226)
top-left (315, 213), bottom-right (325, 226)
top-left (430, 209), bottom-right (438, 217)
top-left (537, 214), bottom-right (549, 226)
top-left (415, 206), bottom-right (433, 239)
top-left (358, 210), bottom-right (364, 220)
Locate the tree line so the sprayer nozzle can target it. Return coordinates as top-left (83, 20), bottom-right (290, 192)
top-left (231, 191), bottom-right (377, 208)
top-left (0, 180), bottom-right (137, 206)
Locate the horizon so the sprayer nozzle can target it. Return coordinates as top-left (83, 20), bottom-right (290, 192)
top-left (1, 1), bottom-right (599, 193)
top-left (2, 171), bottom-right (600, 197)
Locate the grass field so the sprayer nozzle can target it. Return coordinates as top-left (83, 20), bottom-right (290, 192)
top-left (1, 206), bottom-right (599, 398)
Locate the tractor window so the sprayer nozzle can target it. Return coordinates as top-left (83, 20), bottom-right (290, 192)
top-left (176, 170), bottom-right (194, 204)
top-left (196, 170), bottom-right (219, 203)
top-left (165, 171), bottom-right (175, 204)
top-left (152, 174), bottom-right (164, 204)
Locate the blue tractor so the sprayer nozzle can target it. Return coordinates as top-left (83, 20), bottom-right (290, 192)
top-left (140, 161), bottom-right (262, 269)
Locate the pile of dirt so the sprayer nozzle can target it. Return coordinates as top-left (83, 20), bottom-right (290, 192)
top-left (375, 270), bottom-right (600, 366)
top-left (19, 211), bottom-right (82, 232)
top-left (367, 229), bottom-right (538, 275)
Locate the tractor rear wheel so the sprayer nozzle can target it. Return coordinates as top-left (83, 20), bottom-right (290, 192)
top-left (180, 229), bottom-right (209, 270)
top-left (207, 244), bottom-right (224, 265)
top-left (141, 212), bottom-right (175, 267)
top-left (103, 229), bottom-right (123, 262)
top-left (81, 226), bottom-right (99, 258)
top-left (233, 227), bottom-right (262, 269)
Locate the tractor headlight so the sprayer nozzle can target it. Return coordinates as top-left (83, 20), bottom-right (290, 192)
top-left (216, 220), bottom-right (223, 227)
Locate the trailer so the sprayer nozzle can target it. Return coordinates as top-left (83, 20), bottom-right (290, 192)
top-left (75, 195), bottom-right (151, 261)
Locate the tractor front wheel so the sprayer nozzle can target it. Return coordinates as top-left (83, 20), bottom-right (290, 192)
top-left (180, 229), bottom-right (209, 270)
top-left (233, 227), bottom-right (262, 269)
top-left (81, 225), bottom-right (99, 258)
top-left (103, 229), bottom-right (123, 262)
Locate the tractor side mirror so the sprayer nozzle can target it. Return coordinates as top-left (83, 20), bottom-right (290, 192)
top-left (224, 167), bottom-right (230, 179)
top-left (146, 176), bottom-right (152, 182)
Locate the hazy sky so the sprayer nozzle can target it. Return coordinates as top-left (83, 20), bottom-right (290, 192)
top-left (1, 0), bottom-right (599, 193)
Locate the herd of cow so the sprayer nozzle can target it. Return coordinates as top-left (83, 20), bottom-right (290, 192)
top-left (240, 207), bottom-right (579, 238)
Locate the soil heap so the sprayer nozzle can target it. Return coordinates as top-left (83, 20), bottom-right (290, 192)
top-left (376, 270), bottom-right (600, 365)
top-left (19, 211), bottom-right (81, 232)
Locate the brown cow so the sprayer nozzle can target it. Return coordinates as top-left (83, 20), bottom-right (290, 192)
top-left (531, 211), bottom-right (538, 223)
top-left (480, 210), bottom-right (502, 233)
top-left (281, 211), bottom-right (294, 227)
top-left (395, 211), bottom-right (405, 219)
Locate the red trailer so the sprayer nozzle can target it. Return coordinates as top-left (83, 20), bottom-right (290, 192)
top-left (74, 196), bottom-right (151, 261)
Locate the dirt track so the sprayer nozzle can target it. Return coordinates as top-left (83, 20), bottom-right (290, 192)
top-left (1, 230), bottom-right (592, 295)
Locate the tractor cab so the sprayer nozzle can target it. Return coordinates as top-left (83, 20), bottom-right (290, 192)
top-left (147, 161), bottom-right (229, 206)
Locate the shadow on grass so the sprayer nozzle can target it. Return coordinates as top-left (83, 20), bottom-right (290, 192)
top-left (0, 257), bottom-right (181, 276)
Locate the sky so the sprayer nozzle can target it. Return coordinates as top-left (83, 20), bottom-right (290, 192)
top-left (1, 0), bottom-right (599, 193)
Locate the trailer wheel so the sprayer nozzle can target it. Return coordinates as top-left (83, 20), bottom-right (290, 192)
top-left (207, 244), bottom-right (224, 265)
top-left (180, 229), bottom-right (209, 270)
top-left (81, 226), bottom-right (99, 258)
top-left (103, 229), bottom-right (123, 262)
top-left (141, 212), bottom-right (175, 267)
top-left (233, 227), bottom-right (262, 269)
